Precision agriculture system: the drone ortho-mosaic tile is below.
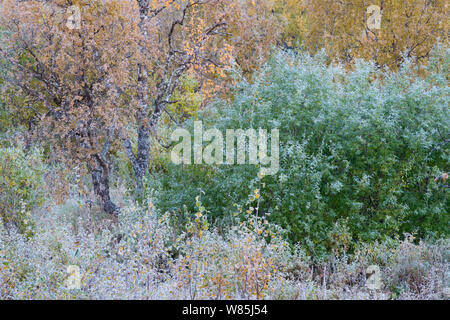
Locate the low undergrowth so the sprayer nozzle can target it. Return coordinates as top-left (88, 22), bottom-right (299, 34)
top-left (1, 193), bottom-right (448, 300)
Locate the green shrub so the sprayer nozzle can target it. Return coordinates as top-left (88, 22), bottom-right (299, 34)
top-left (0, 145), bottom-right (45, 235)
top-left (148, 48), bottom-right (449, 256)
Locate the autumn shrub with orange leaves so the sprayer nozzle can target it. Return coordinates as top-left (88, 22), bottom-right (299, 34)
top-left (149, 46), bottom-right (449, 259)
top-left (171, 195), bottom-right (288, 299)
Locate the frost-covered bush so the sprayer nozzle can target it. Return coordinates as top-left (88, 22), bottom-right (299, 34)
top-left (149, 48), bottom-right (449, 256)
top-left (388, 236), bottom-right (449, 299)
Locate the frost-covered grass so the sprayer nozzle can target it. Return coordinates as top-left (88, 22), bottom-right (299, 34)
top-left (1, 193), bottom-right (448, 300)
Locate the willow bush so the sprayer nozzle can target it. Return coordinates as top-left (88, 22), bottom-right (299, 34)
top-left (148, 47), bottom-right (449, 256)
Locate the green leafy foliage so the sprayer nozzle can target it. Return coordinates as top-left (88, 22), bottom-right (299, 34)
top-left (0, 145), bottom-right (45, 236)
